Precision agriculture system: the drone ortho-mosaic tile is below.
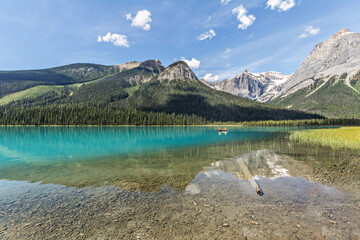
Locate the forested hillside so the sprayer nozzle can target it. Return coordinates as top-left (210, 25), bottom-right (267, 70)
top-left (0, 63), bottom-right (118, 98)
top-left (0, 60), bottom-right (323, 125)
top-left (125, 77), bottom-right (320, 122)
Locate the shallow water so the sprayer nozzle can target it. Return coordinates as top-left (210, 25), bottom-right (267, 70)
top-left (0, 126), bottom-right (359, 239)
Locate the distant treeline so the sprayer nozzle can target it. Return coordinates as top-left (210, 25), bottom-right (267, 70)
top-left (1, 104), bottom-right (360, 126)
top-left (237, 119), bottom-right (360, 126)
top-left (0, 108), bottom-right (328, 126)
top-left (0, 105), bottom-right (207, 125)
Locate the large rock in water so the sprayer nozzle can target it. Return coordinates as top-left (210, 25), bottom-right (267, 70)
top-left (279, 29), bottom-right (360, 97)
top-left (158, 61), bottom-right (198, 81)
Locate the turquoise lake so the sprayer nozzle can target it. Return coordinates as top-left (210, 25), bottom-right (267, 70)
top-left (0, 126), bottom-right (359, 239)
top-left (0, 126), bottom-right (288, 190)
top-left (0, 126), bottom-right (280, 164)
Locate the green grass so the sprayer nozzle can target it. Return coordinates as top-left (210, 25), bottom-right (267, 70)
top-left (0, 73), bottom-right (120, 106)
top-left (289, 127), bottom-right (360, 150)
top-left (124, 85), bottom-right (140, 96)
top-left (67, 73), bottom-right (117, 88)
top-left (218, 119), bottom-right (360, 126)
top-left (0, 85), bottom-right (64, 105)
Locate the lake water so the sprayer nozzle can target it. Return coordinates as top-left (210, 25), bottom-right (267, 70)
top-left (0, 126), bottom-right (359, 239)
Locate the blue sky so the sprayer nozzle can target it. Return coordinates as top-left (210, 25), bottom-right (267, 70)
top-left (1, 0), bottom-right (360, 81)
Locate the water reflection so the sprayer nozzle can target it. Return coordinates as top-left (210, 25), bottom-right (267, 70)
top-left (0, 126), bottom-right (282, 189)
top-left (207, 149), bottom-right (312, 196)
top-left (0, 126), bottom-right (277, 164)
top-left (0, 126), bottom-right (358, 194)
top-left (1, 127), bottom-right (359, 239)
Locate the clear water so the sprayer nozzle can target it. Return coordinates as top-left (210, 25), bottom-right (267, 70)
top-left (0, 126), bottom-right (287, 189)
top-left (0, 126), bottom-right (359, 239)
top-left (0, 126), bottom-right (281, 164)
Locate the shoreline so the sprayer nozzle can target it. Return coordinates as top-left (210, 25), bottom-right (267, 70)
top-left (0, 118), bottom-right (359, 127)
top-left (0, 124), bottom-right (350, 127)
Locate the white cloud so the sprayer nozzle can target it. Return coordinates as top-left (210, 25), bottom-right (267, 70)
top-left (299, 25), bottom-right (320, 38)
top-left (222, 48), bottom-right (232, 58)
top-left (197, 29), bottom-right (216, 41)
top-left (181, 57), bottom-right (201, 69)
top-left (126, 10), bottom-right (152, 31)
top-left (221, 0), bottom-right (231, 5)
top-left (97, 32), bottom-right (130, 47)
top-left (266, 0), bottom-right (295, 12)
top-left (203, 73), bottom-right (220, 82)
top-left (232, 5), bottom-right (256, 30)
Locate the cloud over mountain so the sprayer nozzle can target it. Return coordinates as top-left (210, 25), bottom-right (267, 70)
top-left (181, 57), bottom-right (201, 69)
top-left (203, 73), bottom-right (220, 81)
top-left (299, 25), bottom-right (320, 38)
top-left (97, 32), bottom-right (130, 47)
top-left (126, 10), bottom-right (152, 31)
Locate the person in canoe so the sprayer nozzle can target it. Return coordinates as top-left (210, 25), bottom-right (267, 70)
top-left (218, 128), bottom-right (227, 132)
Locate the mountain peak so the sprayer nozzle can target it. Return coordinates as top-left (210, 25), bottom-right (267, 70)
top-left (158, 61), bottom-right (198, 81)
top-left (115, 61), bottom-right (141, 70)
top-left (330, 29), bottom-right (351, 40)
top-left (115, 59), bottom-right (165, 73)
top-left (140, 59), bottom-right (165, 73)
top-left (279, 29), bottom-right (360, 99)
top-left (205, 70), bottom-right (289, 102)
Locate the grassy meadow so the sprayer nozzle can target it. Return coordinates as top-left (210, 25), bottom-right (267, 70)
top-left (290, 127), bottom-right (360, 150)
top-left (0, 85), bottom-right (64, 105)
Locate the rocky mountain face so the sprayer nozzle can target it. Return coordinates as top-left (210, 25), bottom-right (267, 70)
top-left (116, 59), bottom-right (165, 74)
top-left (272, 29), bottom-right (360, 118)
top-left (117, 60), bottom-right (165, 85)
top-left (0, 58), bottom-right (321, 122)
top-left (140, 60), bottom-right (165, 73)
top-left (0, 59), bottom-right (165, 105)
top-left (200, 29), bottom-right (360, 118)
top-left (279, 29), bottom-right (360, 97)
top-left (115, 59), bottom-right (164, 73)
top-left (115, 61), bottom-right (141, 71)
top-left (158, 61), bottom-right (198, 81)
top-left (125, 61), bottom-right (320, 122)
top-left (201, 70), bottom-right (289, 102)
